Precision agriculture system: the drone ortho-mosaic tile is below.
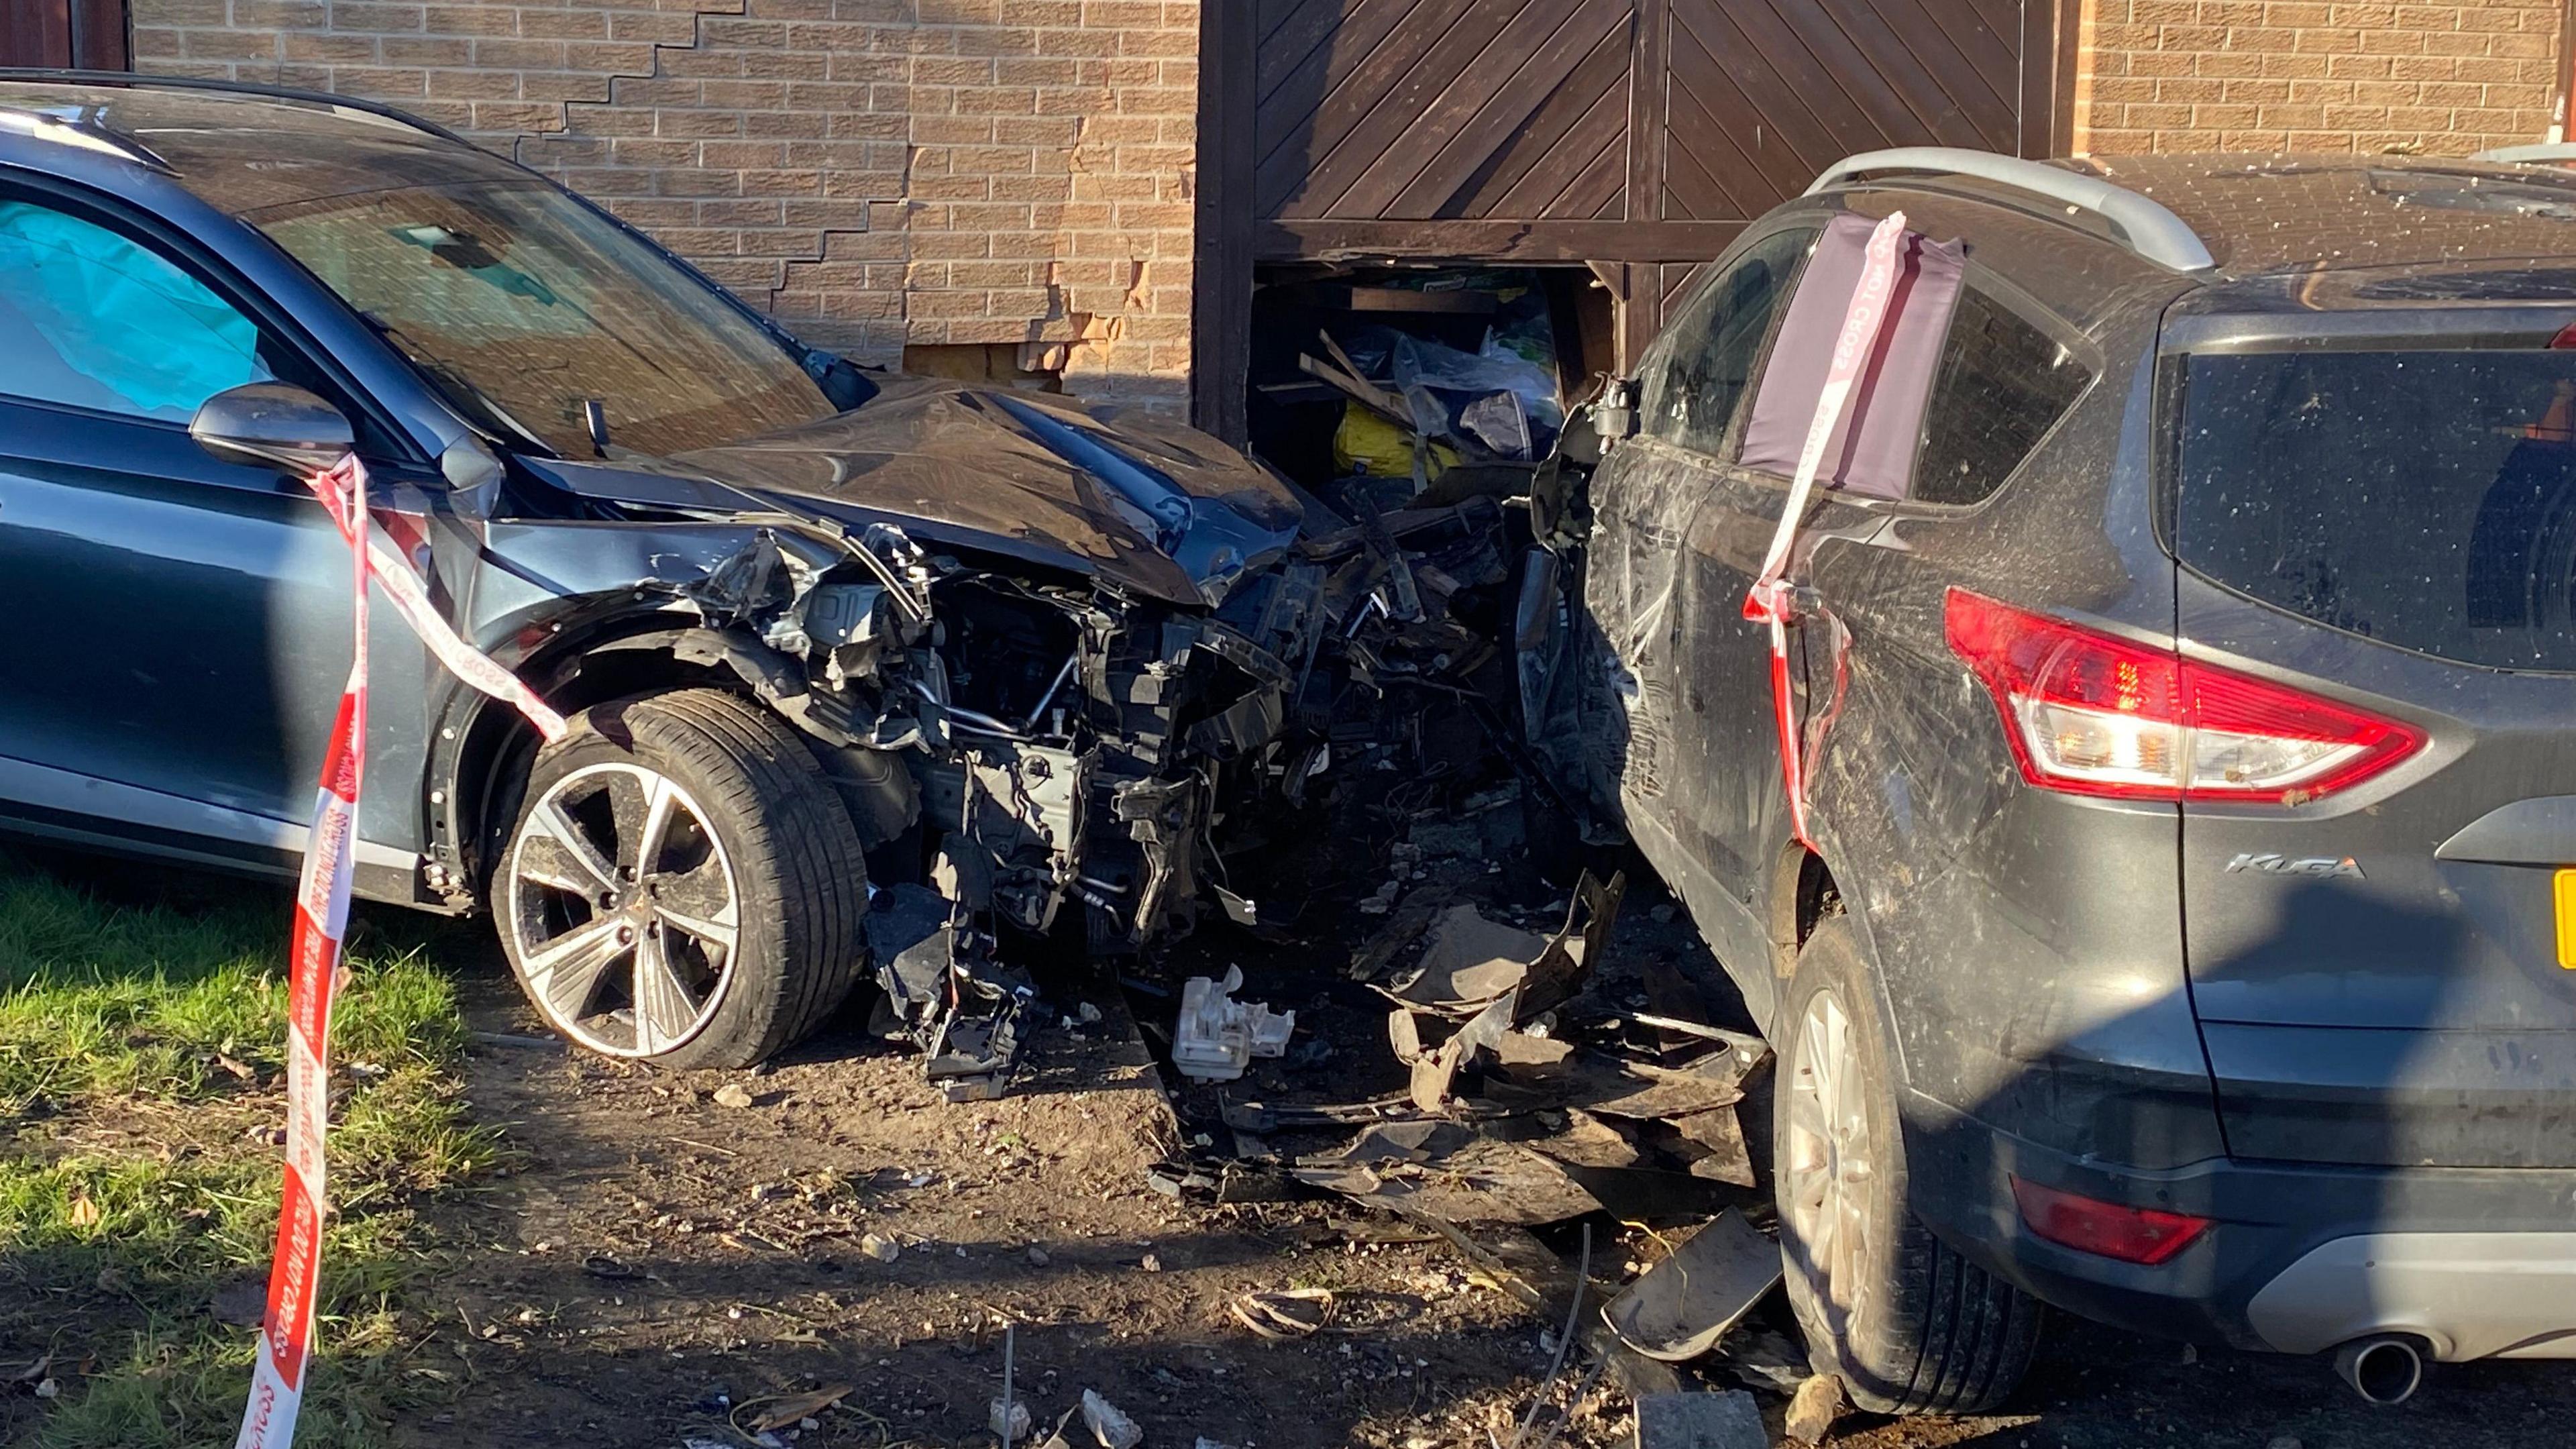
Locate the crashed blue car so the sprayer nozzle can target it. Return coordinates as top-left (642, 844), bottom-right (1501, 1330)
top-left (0, 73), bottom-right (1465, 1084)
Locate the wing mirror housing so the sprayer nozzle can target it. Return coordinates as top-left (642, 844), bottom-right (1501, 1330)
top-left (191, 382), bottom-right (356, 476)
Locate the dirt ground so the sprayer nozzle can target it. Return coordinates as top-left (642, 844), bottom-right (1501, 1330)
top-left (403, 801), bottom-right (2576, 1449)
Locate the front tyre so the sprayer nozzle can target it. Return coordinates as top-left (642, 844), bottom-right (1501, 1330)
top-left (1775, 916), bottom-right (2041, 1414)
top-left (496, 689), bottom-right (867, 1070)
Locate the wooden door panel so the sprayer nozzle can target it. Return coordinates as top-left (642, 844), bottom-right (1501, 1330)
top-left (1475, 45), bottom-right (1632, 219)
top-left (1664, 14), bottom-right (1831, 213)
top-left (1254, 0), bottom-right (2035, 231)
top-left (1660, 0), bottom-right (2025, 223)
top-left (1, 0), bottom-right (126, 69)
top-left (1258, 0), bottom-right (1638, 223)
top-left (1376, 0), bottom-right (1633, 219)
top-left (1, 1), bottom-right (74, 68)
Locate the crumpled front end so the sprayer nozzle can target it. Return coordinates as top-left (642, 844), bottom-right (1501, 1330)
top-left (527, 478), bottom-right (1503, 1095)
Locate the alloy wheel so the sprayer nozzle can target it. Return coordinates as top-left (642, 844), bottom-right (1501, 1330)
top-left (502, 762), bottom-right (743, 1057)
top-left (1784, 985), bottom-right (1874, 1330)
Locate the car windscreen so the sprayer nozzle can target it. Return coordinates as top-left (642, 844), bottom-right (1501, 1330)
top-left (2176, 348), bottom-right (2576, 672)
top-left (247, 179), bottom-right (839, 458)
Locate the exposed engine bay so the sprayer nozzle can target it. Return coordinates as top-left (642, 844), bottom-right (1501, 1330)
top-left (541, 480), bottom-right (1518, 1098)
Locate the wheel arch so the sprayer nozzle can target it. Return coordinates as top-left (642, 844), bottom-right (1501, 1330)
top-left (1767, 840), bottom-right (1848, 981)
top-left (427, 612), bottom-right (753, 904)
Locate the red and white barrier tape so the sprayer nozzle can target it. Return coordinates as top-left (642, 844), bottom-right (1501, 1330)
top-left (1741, 210), bottom-right (1909, 850)
top-left (236, 457), bottom-right (563, 1449)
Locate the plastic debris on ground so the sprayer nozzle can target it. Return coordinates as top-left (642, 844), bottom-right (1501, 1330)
top-left (1079, 1389), bottom-right (1144, 1449)
top-left (1171, 965), bottom-right (1297, 1082)
top-left (1228, 1287), bottom-right (1335, 1340)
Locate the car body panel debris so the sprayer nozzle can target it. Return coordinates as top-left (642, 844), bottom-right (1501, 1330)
top-left (751, 1385), bottom-right (854, 1432)
top-left (1382, 871), bottom-right (1624, 1022)
top-left (1601, 1214), bottom-right (1784, 1362)
top-left (1291, 1120), bottom-right (1603, 1226)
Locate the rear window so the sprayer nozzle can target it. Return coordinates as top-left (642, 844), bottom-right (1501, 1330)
top-left (2177, 350), bottom-right (2576, 670)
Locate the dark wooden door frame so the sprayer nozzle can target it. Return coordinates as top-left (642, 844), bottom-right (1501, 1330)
top-left (2555, 0), bottom-right (2576, 142)
top-left (1190, 0), bottom-right (1254, 444)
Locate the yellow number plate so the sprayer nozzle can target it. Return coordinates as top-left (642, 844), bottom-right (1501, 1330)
top-left (2558, 869), bottom-right (2576, 970)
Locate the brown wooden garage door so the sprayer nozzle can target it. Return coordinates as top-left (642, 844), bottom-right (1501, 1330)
top-left (0, 0), bottom-right (129, 69)
top-left (1191, 0), bottom-right (2074, 433)
top-left (1250, 0), bottom-right (2063, 251)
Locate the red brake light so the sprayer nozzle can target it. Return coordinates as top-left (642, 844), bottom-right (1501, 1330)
top-left (2011, 1176), bottom-right (2210, 1265)
top-left (1943, 588), bottom-right (2425, 804)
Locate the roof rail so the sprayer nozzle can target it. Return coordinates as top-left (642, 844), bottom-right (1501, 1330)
top-left (0, 67), bottom-right (468, 148)
top-left (2471, 142), bottom-right (2576, 166)
top-left (1806, 147), bottom-right (2216, 272)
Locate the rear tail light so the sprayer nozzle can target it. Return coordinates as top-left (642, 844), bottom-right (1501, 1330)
top-left (2010, 1176), bottom-right (2210, 1266)
top-left (1943, 588), bottom-right (2425, 804)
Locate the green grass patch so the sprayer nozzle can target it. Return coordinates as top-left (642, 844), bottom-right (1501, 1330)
top-left (0, 859), bottom-right (470, 1110)
top-left (0, 851), bottom-right (504, 1448)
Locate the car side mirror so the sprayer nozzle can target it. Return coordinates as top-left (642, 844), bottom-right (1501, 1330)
top-left (191, 382), bottom-right (356, 475)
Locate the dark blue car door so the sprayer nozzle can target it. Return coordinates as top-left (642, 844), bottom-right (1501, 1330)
top-left (0, 184), bottom-right (422, 870)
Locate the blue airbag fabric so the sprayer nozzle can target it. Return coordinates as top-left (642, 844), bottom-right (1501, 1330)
top-left (0, 201), bottom-right (268, 419)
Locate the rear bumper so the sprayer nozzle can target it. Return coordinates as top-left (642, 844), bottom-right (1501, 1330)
top-left (2249, 1233), bottom-right (2576, 1359)
top-left (1903, 1089), bottom-right (2576, 1358)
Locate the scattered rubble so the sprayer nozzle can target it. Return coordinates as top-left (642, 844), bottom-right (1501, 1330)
top-left (1633, 1389), bottom-right (1769, 1449)
top-left (1095, 724), bottom-right (1829, 1448)
top-left (539, 368), bottom-right (1818, 1442)
top-left (1783, 1375), bottom-right (1846, 1444)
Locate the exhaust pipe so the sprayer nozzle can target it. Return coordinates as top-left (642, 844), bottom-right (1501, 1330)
top-left (2333, 1336), bottom-right (2424, 1406)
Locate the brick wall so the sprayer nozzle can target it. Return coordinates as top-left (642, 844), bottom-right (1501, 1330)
top-left (2074, 0), bottom-right (2565, 154)
top-left (131, 0), bottom-right (1200, 408)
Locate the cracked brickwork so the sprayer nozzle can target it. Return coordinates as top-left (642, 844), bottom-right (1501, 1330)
top-left (2073, 0), bottom-right (2565, 155)
top-left (133, 0), bottom-right (1199, 407)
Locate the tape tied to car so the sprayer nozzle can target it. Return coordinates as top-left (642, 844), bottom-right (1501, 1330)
top-left (235, 456), bottom-right (563, 1449)
top-left (1741, 209), bottom-right (1910, 850)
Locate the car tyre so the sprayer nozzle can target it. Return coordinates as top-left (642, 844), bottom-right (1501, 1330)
top-left (1774, 915), bottom-right (2041, 1414)
top-left (495, 688), bottom-right (866, 1070)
